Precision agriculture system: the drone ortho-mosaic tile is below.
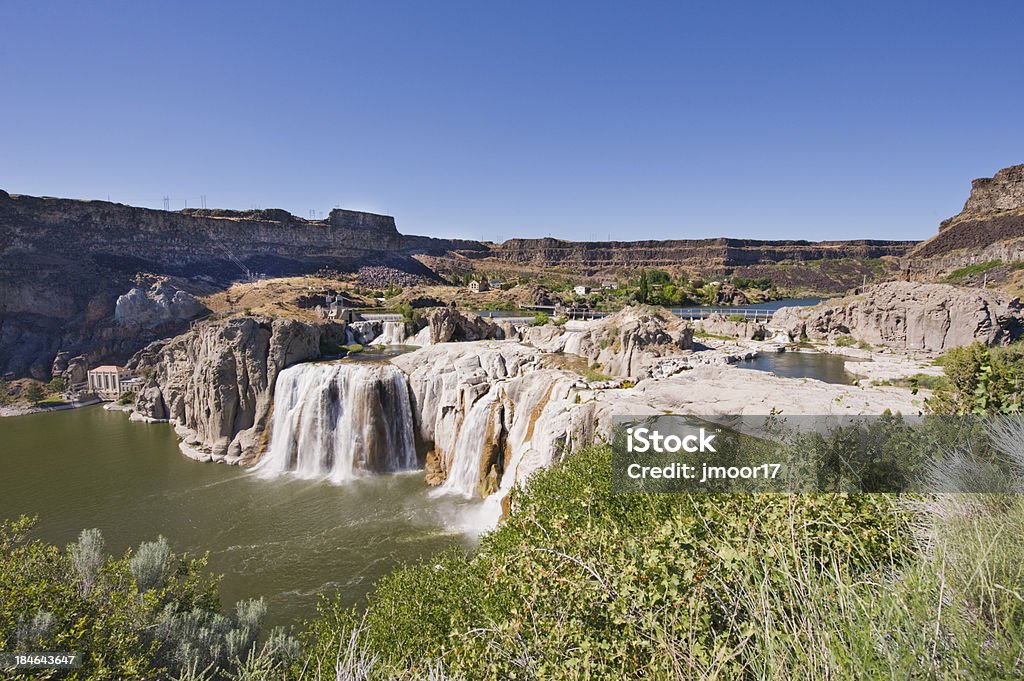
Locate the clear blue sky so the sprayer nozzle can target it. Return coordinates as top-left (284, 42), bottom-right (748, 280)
top-left (2, 1), bottom-right (1022, 242)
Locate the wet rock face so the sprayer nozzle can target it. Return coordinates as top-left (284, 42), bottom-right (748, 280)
top-left (772, 282), bottom-right (1022, 353)
top-left (128, 316), bottom-right (321, 463)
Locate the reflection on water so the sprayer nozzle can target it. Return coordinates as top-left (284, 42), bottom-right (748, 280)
top-left (738, 351), bottom-right (854, 385)
top-left (0, 406), bottom-right (476, 626)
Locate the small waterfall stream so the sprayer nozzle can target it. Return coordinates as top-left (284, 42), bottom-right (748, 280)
top-left (438, 387), bottom-right (500, 498)
top-left (254, 362), bottom-right (417, 482)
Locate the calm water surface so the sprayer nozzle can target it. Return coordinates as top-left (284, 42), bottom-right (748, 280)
top-left (0, 406), bottom-right (476, 627)
top-left (738, 351), bottom-right (854, 385)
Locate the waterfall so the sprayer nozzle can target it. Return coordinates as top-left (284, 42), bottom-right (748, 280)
top-left (372, 321), bottom-right (408, 345)
top-left (438, 388), bottom-right (500, 498)
top-left (254, 362), bottom-right (417, 482)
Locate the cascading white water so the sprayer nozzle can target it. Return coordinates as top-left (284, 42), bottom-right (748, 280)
top-left (254, 362), bottom-right (417, 483)
top-left (372, 321), bottom-right (408, 346)
top-left (438, 388), bottom-right (500, 498)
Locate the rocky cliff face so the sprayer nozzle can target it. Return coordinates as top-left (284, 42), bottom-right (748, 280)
top-left (0, 191), bottom-right (483, 378)
top-left (906, 165), bottom-right (1024, 277)
top-left (128, 316), bottom-right (321, 463)
top-left (772, 282), bottom-right (1022, 352)
top-left (474, 237), bottom-right (914, 273)
top-left (952, 164), bottom-right (1024, 221)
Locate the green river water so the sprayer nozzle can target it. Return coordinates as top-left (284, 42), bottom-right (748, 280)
top-left (0, 406), bottom-right (476, 627)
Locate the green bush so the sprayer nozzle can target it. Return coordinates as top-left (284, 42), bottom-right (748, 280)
top-left (47, 377), bottom-right (65, 394)
top-left (929, 341), bottom-right (1024, 414)
top-left (302, 445), bottom-right (910, 679)
top-left (0, 519), bottom-right (298, 679)
top-left (24, 383), bottom-right (45, 405)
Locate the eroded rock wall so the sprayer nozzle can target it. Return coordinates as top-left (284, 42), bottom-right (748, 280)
top-left (128, 316), bottom-right (321, 463)
top-left (772, 282), bottom-right (1022, 352)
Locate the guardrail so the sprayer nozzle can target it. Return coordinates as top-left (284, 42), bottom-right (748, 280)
top-left (671, 308), bottom-right (776, 322)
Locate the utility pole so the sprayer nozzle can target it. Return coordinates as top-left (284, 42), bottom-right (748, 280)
top-left (163, 196), bottom-right (170, 211)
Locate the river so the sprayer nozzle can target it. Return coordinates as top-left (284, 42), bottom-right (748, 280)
top-left (0, 406), bottom-right (477, 627)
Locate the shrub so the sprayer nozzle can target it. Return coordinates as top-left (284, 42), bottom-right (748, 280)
top-left (47, 377), bottom-right (65, 394)
top-left (24, 383), bottom-right (45, 405)
top-left (929, 341), bottom-right (1024, 414)
top-left (835, 335), bottom-right (856, 347)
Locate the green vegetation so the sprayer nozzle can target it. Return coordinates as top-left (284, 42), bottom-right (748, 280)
top-left (580, 365), bottom-right (611, 383)
top-left (391, 302), bottom-right (421, 324)
top-left (117, 391), bottom-right (136, 406)
top-left (0, 380), bottom-right (12, 406)
top-left (530, 312), bottom-right (550, 326)
top-left (877, 373), bottom-right (948, 393)
top-left (0, 519), bottom-right (298, 679)
top-left (944, 259), bottom-right (1004, 284)
top-left (726, 313), bottom-right (747, 323)
top-left (835, 335), bottom-right (856, 347)
top-left (48, 377), bottom-right (65, 394)
top-left (24, 383), bottom-right (45, 405)
top-left (928, 340), bottom-right (1024, 414)
top-left (341, 344), bottom-right (364, 354)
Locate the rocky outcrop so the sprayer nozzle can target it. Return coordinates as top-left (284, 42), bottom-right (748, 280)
top-left (522, 306), bottom-right (694, 378)
top-left (695, 313), bottom-right (767, 341)
top-left (422, 308), bottom-right (508, 344)
top-left (950, 164), bottom-right (1024, 222)
top-left (772, 282), bottom-right (1022, 352)
top-left (392, 342), bottom-right (596, 509)
top-left (906, 165), bottom-right (1024, 277)
top-left (127, 316), bottom-right (321, 463)
top-left (114, 279), bottom-right (209, 329)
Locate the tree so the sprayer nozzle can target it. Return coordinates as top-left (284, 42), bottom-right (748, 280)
top-left (0, 379), bottom-right (11, 406)
top-left (638, 270), bottom-right (650, 304)
top-left (48, 377), bottom-right (65, 394)
top-left (25, 383), bottom-right (45, 404)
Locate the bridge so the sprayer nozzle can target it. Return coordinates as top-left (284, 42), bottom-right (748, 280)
top-left (670, 307), bottom-right (776, 323)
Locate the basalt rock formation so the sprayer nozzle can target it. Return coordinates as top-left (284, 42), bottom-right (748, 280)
top-left (906, 165), bottom-right (1024, 277)
top-left (128, 315), bottom-right (321, 463)
top-left (0, 191), bottom-right (483, 378)
top-left (473, 237), bottom-right (914, 274)
top-left (772, 281), bottom-right (1022, 353)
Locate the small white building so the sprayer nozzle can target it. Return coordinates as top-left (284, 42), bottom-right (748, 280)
top-left (601, 280), bottom-right (618, 290)
top-left (573, 285), bottom-right (591, 296)
top-left (469, 280), bottom-right (490, 293)
top-left (87, 365), bottom-right (132, 401)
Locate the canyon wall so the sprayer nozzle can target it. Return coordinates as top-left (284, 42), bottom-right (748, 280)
top-left (473, 237), bottom-right (915, 273)
top-left (0, 191), bottom-right (482, 378)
